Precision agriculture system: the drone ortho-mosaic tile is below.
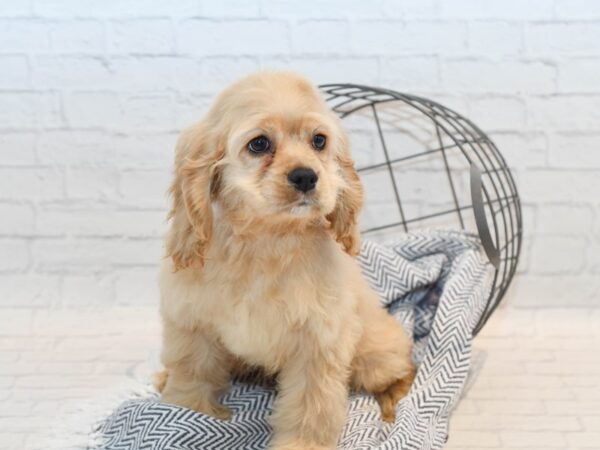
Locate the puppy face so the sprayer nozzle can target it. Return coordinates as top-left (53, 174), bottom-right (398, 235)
top-left (219, 85), bottom-right (342, 222)
top-left (166, 72), bottom-right (363, 270)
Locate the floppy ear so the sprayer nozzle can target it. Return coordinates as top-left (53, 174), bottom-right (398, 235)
top-left (327, 133), bottom-right (364, 256)
top-left (165, 123), bottom-right (224, 271)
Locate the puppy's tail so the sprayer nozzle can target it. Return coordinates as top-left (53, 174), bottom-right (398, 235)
top-left (152, 370), bottom-right (169, 393)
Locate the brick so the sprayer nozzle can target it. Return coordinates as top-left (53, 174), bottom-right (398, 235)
top-left (566, 432), bottom-right (600, 448)
top-left (0, 19), bottom-right (49, 51)
top-left (0, 433), bottom-right (26, 448)
top-left (474, 309), bottom-right (536, 337)
top-left (0, 92), bottom-right (62, 129)
top-left (0, 168), bottom-right (63, 200)
top-left (33, 0), bottom-right (199, 17)
top-left (380, 56), bottom-right (440, 91)
top-left (0, 204), bottom-right (34, 236)
top-left (31, 238), bottom-right (161, 271)
top-left (446, 431), bottom-right (500, 448)
top-left (31, 307), bottom-right (159, 336)
top-left (0, 309), bottom-right (33, 335)
top-left (178, 19), bottom-right (289, 56)
top-left (442, 60), bottom-right (556, 94)
top-left (62, 274), bottom-right (114, 308)
top-left (520, 170), bottom-right (600, 202)
top-left (108, 19), bottom-right (174, 54)
top-left (291, 20), bottom-right (350, 55)
top-left (0, 274), bottom-right (60, 307)
top-left (451, 415), bottom-right (580, 432)
top-left (469, 96), bottom-right (526, 131)
top-left (476, 374), bottom-right (564, 390)
top-left (468, 387), bottom-right (572, 401)
top-left (269, 57), bottom-right (379, 87)
top-left (559, 59), bottom-right (600, 93)
top-left (476, 400), bottom-right (545, 416)
top-left (468, 22), bottom-right (523, 56)
top-left (0, 0), bottom-right (32, 16)
top-left (549, 133), bottom-right (600, 168)
top-left (580, 416), bottom-right (600, 430)
top-left (510, 275), bottom-right (600, 307)
top-left (262, 0), bottom-right (383, 18)
top-left (589, 242), bottom-right (600, 274)
top-left (0, 55), bottom-right (30, 89)
top-left (198, 56), bottom-right (262, 94)
top-left (37, 204), bottom-right (166, 237)
top-left (0, 133), bottom-right (37, 165)
top-left (451, 399), bottom-right (479, 415)
top-left (556, 0), bottom-right (600, 19)
top-left (536, 308), bottom-right (600, 336)
top-left (200, 0), bottom-right (261, 17)
top-left (119, 169), bottom-right (170, 208)
top-left (119, 95), bottom-right (176, 131)
top-left (440, 0), bottom-right (554, 19)
top-left (381, 0), bottom-right (437, 19)
top-left (55, 335), bottom-right (157, 360)
top-left (546, 400), bottom-right (600, 415)
top-left (562, 375), bottom-right (600, 388)
top-left (527, 23), bottom-right (600, 56)
top-left (529, 95), bottom-right (600, 131)
top-left (110, 56), bottom-right (203, 92)
top-left (65, 166), bottom-right (119, 200)
top-left (0, 361), bottom-right (38, 376)
top-left (38, 130), bottom-right (114, 165)
top-left (48, 19), bottom-right (104, 53)
top-left (32, 55), bottom-right (113, 90)
top-left (268, 56), bottom-right (379, 87)
top-left (63, 91), bottom-right (121, 128)
top-left (115, 268), bottom-right (160, 306)
top-left (529, 236), bottom-right (586, 275)
top-left (0, 239), bottom-right (29, 272)
top-left (537, 204), bottom-right (593, 235)
top-left (112, 132), bottom-right (177, 168)
top-left (15, 374), bottom-right (125, 389)
top-left (490, 133), bottom-right (547, 169)
top-left (353, 21), bottom-right (467, 56)
top-left (501, 431), bottom-right (567, 448)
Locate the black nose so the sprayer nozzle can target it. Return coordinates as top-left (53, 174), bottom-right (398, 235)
top-left (287, 167), bottom-right (318, 193)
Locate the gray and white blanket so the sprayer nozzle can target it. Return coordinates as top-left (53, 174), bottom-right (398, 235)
top-left (95, 230), bottom-right (493, 450)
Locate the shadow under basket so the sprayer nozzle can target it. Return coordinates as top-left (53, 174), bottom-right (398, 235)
top-left (320, 83), bottom-right (523, 336)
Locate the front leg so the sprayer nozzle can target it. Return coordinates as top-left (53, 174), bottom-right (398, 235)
top-left (159, 319), bottom-right (234, 420)
top-left (269, 343), bottom-right (353, 450)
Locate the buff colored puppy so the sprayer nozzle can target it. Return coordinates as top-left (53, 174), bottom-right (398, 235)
top-left (156, 71), bottom-right (415, 450)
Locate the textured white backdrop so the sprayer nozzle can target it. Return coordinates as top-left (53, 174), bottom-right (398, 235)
top-left (1, 0), bottom-right (599, 312)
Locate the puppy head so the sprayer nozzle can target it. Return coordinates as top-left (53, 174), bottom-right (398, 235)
top-left (166, 71), bottom-right (363, 270)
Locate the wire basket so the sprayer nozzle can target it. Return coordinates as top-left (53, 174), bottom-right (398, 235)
top-left (320, 84), bottom-right (522, 335)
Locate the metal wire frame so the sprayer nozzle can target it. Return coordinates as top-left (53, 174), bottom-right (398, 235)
top-left (320, 83), bottom-right (522, 336)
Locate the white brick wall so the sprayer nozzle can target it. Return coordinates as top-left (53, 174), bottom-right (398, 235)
top-left (0, 0), bottom-right (598, 312)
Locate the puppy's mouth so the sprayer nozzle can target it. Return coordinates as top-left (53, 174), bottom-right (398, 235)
top-left (287, 193), bottom-right (320, 215)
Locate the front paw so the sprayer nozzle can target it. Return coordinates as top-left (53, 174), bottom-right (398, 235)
top-left (161, 392), bottom-right (232, 420)
top-left (374, 366), bottom-right (416, 423)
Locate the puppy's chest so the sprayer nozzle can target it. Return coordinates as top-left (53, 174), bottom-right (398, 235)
top-left (212, 267), bottom-right (338, 369)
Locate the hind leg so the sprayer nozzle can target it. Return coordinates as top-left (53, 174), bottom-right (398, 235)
top-left (351, 290), bottom-right (416, 422)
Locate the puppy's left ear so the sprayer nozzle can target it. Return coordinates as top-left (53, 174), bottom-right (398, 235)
top-left (327, 132), bottom-right (363, 256)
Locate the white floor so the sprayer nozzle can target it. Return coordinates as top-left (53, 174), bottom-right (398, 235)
top-left (1, 306), bottom-right (599, 450)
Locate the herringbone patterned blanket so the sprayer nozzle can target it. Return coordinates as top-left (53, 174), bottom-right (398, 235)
top-left (95, 230), bottom-right (492, 450)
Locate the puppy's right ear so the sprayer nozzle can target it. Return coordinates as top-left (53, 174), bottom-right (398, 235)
top-left (166, 123), bottom-right (224, 271)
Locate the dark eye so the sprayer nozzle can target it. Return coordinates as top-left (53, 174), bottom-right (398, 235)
top-left (248, 135), bottom-right (271, 154)
top-left (312, 134), bottom-right (326, 150)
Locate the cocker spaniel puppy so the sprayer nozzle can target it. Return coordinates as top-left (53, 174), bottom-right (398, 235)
top-left (156, 71), bottom-right (415, 450)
